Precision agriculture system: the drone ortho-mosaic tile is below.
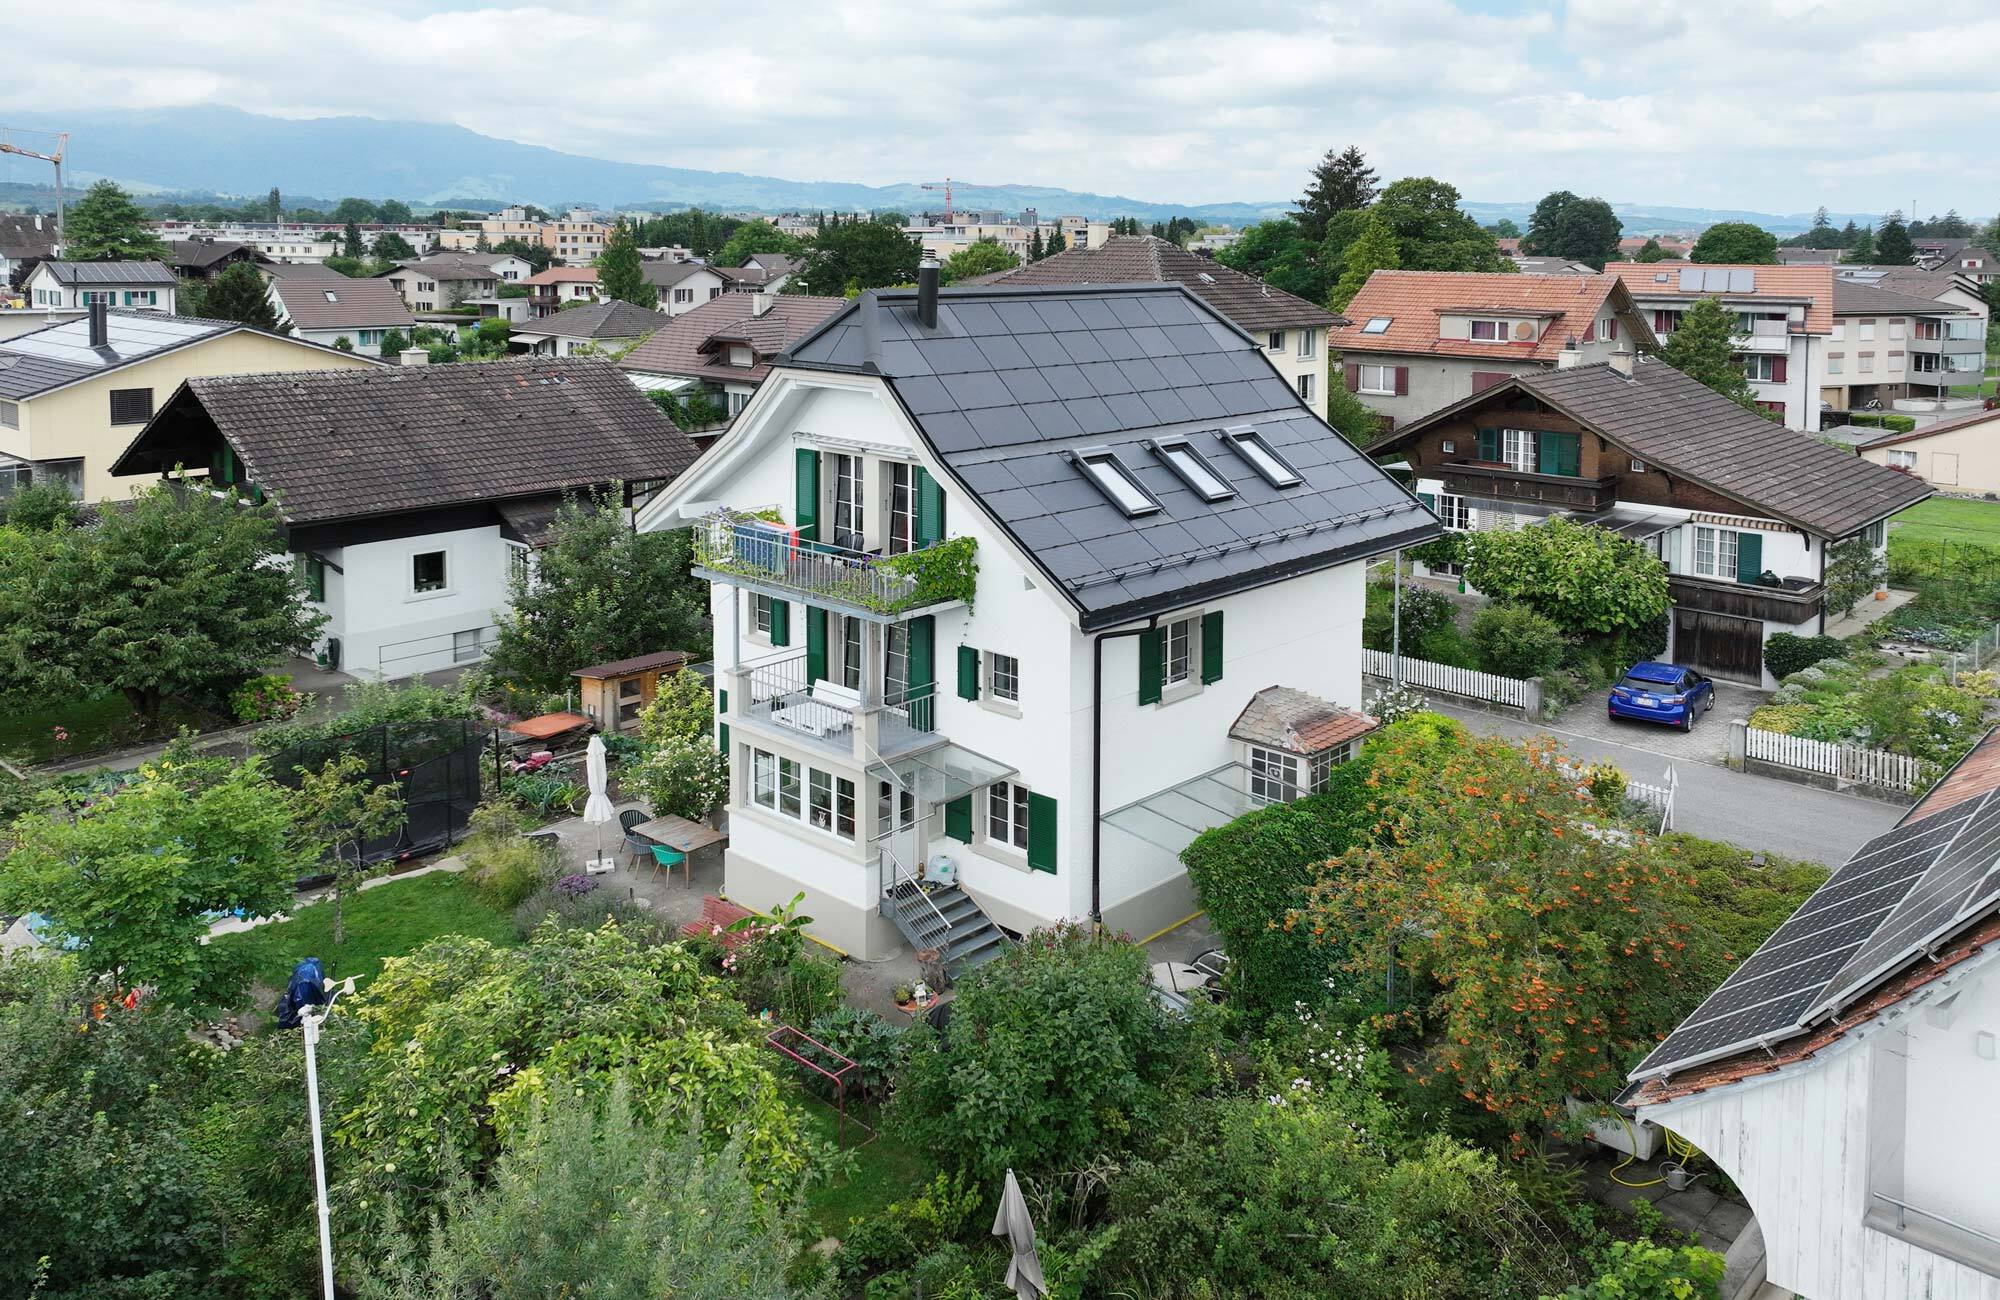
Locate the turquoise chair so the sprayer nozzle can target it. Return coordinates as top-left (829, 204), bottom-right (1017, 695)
top-left (650, 843), bottom-right (689, 887)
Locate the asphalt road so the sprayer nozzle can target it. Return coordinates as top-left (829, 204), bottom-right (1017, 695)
top-left (1434, 702), bottom-right (1903, 868)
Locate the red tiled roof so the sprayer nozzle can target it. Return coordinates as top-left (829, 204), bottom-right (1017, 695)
top-left (525, 266), bottom-right (599, 284)
top-left (1331, 270), bottom-right (1634, 363)
top-left (1608, 264), bottom-right (1835, 335)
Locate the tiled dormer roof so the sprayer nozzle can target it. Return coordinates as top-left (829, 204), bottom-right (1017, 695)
top-left (1333, 270), bottom-right (1641, 363)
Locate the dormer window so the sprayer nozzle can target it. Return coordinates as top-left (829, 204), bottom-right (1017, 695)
top-left (728, 345), bottom-right (753, 367)
top-left (1361, 317), bottom-right (1392, 334)
top-left (1073, 449), bottom-right (1160, 517)
top-left (1146, 438), bottom-right (1234, 502)
top-left (1219, 428), bottom-right (1301, 488)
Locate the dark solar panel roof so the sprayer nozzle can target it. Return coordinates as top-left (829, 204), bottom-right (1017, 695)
top-left (1631, 788), bottom-right (2000, 1080)
top-left (784, 283), bottom-right (1438, 630)
top-left (0, 309), bottom-right (235, 399)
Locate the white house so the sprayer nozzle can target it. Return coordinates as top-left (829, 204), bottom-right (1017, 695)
top-left (111, 358), bottom-right (699, 678)
top-left (23, 260), bottom-right (178, 314)
top-left (265, 265), bottom-right (418, 356)
top-left (1626, 728), bottom-right (2000, 1298)
top-left (643, 261), bottom-right (732, 316)
top-left (637, 274), bottom-right (1436, 963)
top-left (507, 300), bottom-right (661, 358)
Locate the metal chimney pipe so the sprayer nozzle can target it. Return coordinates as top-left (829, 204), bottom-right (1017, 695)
top-left (916, 259), bottom-right (940, 329)
top-left (88, 299), bottom-right (108, 348)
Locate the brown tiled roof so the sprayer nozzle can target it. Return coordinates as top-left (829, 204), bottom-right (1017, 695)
top-left (1332, 270), bottom-right (1634, 363)
top-left (1608, 263), bottom-right (1835, 335)
top-left (0, 213), bottom-right (57, 260)
top-left (1831, 280), bottom-right (1971, 316)
top-left (271, 274), bottom-right (416, 331)
top-left (1375, 355), bottom-right (1933, 537)
top-left (617, 293), bottom-right (845, 385)
top-left (1909, 725), bottom-right (2000, 820)
top-left (1228, 685), bottom-right (1377, 755)
top-left (1837, 264), bottom-right (1977, 300)
top-left (981, 235), bottom-right (1342, 332)
top-left (642, 261), bottom-right (727, 288)
top-left (572, 649), bottom-right (694, 680)
top-left (392, 255), bottom-right (502, 283)
top-left (510, 300), bottom-right (662, 340)
top-left (111, 358), bottom-right (698, 526)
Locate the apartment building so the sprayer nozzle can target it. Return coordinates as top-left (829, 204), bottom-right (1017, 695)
top-left (636, 276), bottom-right (1433, 960)
top-left (435, 206), bottom-right (608, 264)
top-left (1824, 280), bottom-right (1986, 412)
top-left (380, 255), bottom-right (517, 311)
top-left (151, 220), bottom-right (439, 258)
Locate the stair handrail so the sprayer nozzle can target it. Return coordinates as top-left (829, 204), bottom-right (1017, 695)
top-left (881, 838), bottom-right (953, 947)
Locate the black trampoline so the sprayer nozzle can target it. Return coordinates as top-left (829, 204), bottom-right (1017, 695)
top-left (268, 719), bottom-right (493, 869)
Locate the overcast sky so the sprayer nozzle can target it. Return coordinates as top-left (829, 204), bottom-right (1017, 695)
top-left (7, 0), bottom-right (1998, 216)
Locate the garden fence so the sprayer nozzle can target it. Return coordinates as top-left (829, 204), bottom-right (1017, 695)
top-left (1362, 648), bottom-right (1536, 711)
top-left (1627, 767), bottom-right (1677, 834)
top-left (1943, 619), bottom-right (2000, 682)
top-left (1744, 726), bottom-right (1924, 794)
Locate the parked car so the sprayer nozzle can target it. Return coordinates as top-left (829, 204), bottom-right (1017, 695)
top-left (1608, 662), bottom-right (1715, 731)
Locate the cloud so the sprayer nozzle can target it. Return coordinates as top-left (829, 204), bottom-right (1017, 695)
top-left (4, 0), bottom-right (1996, 213)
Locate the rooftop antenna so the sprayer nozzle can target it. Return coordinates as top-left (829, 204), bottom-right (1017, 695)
top-left (0, 125), bottom-right (67, 254)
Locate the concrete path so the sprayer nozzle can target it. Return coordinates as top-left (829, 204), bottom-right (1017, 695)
top-left (1435, 701), bottom-right (1901, 866)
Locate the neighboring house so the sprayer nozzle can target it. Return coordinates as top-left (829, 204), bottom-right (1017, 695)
top-left (1618, 235), bottom-right (1693, 260)
top-left (111, 358), bottom-right (698, 678)
top-left (1625, 725), bottom-right (2000, 1299)
top-left (450, 251), bottom-right (536, 283)
top-left (0, 302), bottom-right (378, 502)
top-left (508, 300), bottom-right (661, 357)
top-left (1861, 408), bottom-right (2000, 493)
top-left (644, 260), bottom-right (732, 316)
top-left (267, 267), bottom-right (418, 355)
top-left (1330, 270), bottom-right (1655, 431)
top-left (617, 291), bottom-right (845, 427)
top-left (523, 266), bottom-right (600, 317)
top-left (976, 235), bottom-right (1346, 420)
top-left (1826, 280), bottom-right (1986, 412)
top-left (1513, 256), bottom-right (1597, 275)
top-left (731, 252), bottom-right (799, 293)
top-left (1776, 247), bottom-right (1844, 265)
top-left (1839, 263), bottom-right (1993, 320)
top-left (1369, 352), bottom-right (1930, 687)
top-left (0, 213), bottom-right (59, 286)
top-left (437, 207), bottom-right (607, 264)
top-left (23, 260), bottom-right (178, 314)
top-left (152, 220), bottom-right (438, 257)
top-left (381, 256), bottom-right (503, 311)
top-left (635, 277), bottom-right (1434, 960)
top-left (1912, 239), bottom-right (1997, 283)
top-left (1609, 263), bottom-right (1834, 430)
top-left (165, 239), bottom-right (269, 281)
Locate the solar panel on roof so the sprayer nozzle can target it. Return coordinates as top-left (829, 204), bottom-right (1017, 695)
top-left (1728, 269), bottom-right (1756, 293)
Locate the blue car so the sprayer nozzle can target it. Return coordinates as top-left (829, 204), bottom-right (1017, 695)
top-left (1607, 662), bottom-right (1715, 731)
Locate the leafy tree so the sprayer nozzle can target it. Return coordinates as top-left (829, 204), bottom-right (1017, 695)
top-left (595, 218), bottom-right (650, 308)
top-left (1330, 210), bottom-right (1400, 310)
top-left (0, 754), bottom-right (300, 1004)
top-left (939, 235), bottom-right (1018, 285)
top-left (377, 327), bottom-right (408, 361)
top-left (713, 221), bottom-right (803, 268)
top-left (795, 219), bottom-right (921, 295)
top-left (1297, 726), bottom-right (1710, 1140)
top-left (64, 180), bottom-right (167, 261)
top-left (1876, 210), bottom-right (1915, 265)
top-left (1322, 372), bottom-right (1383, 444)
top-left (1108, 216), bottom-right (1145, 236)
top-left (332, 335), bottom-right (355, 352)
top-left (265, 186), bottom-right (282, 221)
top-left (200, 261), bottom-right (287, 331)
top-left (873, 210), bottom-right (909, 226)
top-left (1371, 177), bottom-right (1512, 273)
top-left (0, 480), bottom-right (326, 722)
top-left (1690, 221), bottom-right (1778, 264)
top-left (1293, 144), bottom-right (1378, 242)
top-left (1149, 215), bottom-right (1199, 246)
top-left (1825, 534), bottom-right (1887, 617)
top-left (377, 198), bottom-right (413, 225)
top-left (361, 1081), bottom-right (812, 1300)
top-left (1215, 216), bottom-right (1329, 304)
top-left (291, 753), bottom-right (406, 947)
top-left (1520, 190), bottom-right (1622, 270)
top-left (1661, 294), bottom-right (1762, 412)
top-left (1633, 236), bottom-right (1668, 263)
top-left (341, 220), bottom-right (365, 259)
top-left (1490, 216), bottom-right (1521, 238)
top-left (485, 489), bottom-right (709, 694)
top-left (635, 208), bottom-right (744, 258)
top-left (1461, 516), bottom-right (1670, 635)
top-left (332, 197), bottom-right (380, 224)
top-left (1844, 225), bottom-right (1877, 262)
top-left (0, 479), bottom-right (81, 531)
top-left (493, 235), bottom-right (552, 273)
top-left (372, 230), bottom-right (417, 262)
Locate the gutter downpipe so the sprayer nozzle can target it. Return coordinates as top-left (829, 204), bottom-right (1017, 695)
top-left (1090, 616), bottom-right (1158, 931)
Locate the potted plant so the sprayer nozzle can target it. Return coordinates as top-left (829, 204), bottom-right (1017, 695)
top-left (892, 983), bottom-right (916, 1012)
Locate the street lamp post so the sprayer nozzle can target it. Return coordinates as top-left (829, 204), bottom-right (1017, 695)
top-left (301, 976), bottom-right (357, 1300)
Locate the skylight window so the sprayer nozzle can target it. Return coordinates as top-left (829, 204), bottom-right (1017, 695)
top-left (1146, 438), bottom-right (1234, 502)
top-left (323, 290), bottom-right (339, 302)
top-left (1362, 317), bottom-right (1392, 334)
top-left (1219, 428), bottom-right (1302, 488)
top-left (1074, 450), bottom-right (1160, 518)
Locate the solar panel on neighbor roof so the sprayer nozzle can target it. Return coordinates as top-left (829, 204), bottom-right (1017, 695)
top-left (1631, 791), bottom-right (1998, 1079)
top-left (4, 314), bottom-right (219, 368)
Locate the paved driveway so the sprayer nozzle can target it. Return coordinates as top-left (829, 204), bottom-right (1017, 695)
top-left (1544, 680), bottom-right (1771, 767)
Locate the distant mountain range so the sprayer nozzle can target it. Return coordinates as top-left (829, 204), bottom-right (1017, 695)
top-left (0, 105), bottom-right (1881, 234)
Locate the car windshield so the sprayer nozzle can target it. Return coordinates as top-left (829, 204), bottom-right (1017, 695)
top-left (1619, 674), bottom-right (1680, 692)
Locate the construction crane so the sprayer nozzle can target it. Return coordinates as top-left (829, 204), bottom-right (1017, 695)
top-left (0, 125), bottom-right (68, 253)
top-left (919, 178), bottom-right (995, 225)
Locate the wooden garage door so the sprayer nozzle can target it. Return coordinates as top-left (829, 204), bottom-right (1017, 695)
top-left (1677, 609), bottom-right (1763, 684)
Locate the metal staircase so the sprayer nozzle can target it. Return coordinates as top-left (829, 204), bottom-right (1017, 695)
top-left (878, 843), bottom-right (1009, 978)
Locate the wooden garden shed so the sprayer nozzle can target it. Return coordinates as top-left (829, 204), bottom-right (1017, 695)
top-left (572, 650), bottom-right (695, 733)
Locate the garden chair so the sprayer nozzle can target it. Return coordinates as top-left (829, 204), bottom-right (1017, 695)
top-left (650, 843), bottom-right (689, 889)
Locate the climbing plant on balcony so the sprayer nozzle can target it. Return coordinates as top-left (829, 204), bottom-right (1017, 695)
top-left (876, 536), bottom-right (979, 612)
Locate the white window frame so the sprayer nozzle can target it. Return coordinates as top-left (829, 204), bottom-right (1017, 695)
top-left (1692, 525), bottom-right (1739, 580)
top-left (885, 461), bottom-right (917, 555)
top-left (1828, 355), bottom-right (1844, 375)
top-left (1434, 492), bottom-right (1472, 531)
top-left (1502, 428), bottom-right (1535, 473)
top-left (749, 593), bottom-right (777, 645)
top-left (1296, 372), bottom-right (1315, 403)
top-left (1266, 330), bottom-right (1285, 351)
top-left (1887, 449), bottom-right (1917, 470)
top-left (1161, 612), bottom-right (1202, 699)
top-left (1358, 363), bottom-right (1396, 396)
top-left (826, 452), bottom-right (865, 550)
top-left (1469, 318), bottom-right (1510, 341)
top-left (409, 548), bottom-right (451, 597)
top-left (505, 541), bottom-right (534, 590)
top-left (1248, 746), bottom-right (1300, 806)
top-left (452, 628), bottom-right (485, 663)
top-left (985, 779), bottom-right (1031, 854)
top-left (1889, 319), bottom-right (1906, 340)
top-left (1743, 354), bottom-right (1780, 383)
top-left (984, 650), bottom-right (1021, 713)
top-left (1310, 744), bottom-right (1352, 792)
top-left (1859, 320), bottom-right (1877, 341)
top-left (1361, 317), bottom-right (1392, 334)
top-left (1296, 328), bottom-right (1317, 358)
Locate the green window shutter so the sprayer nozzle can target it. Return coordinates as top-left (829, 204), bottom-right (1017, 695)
top-left (945, 794), bottom-right (973, 841)
top-left (1735, 531), bottom-right (1763, 584)
top-left (1026, 793), bottom-right (1057, 873)
top-left (794, 448), bottom-right (819, 542)
top-left (805, 607), bottom-right (828, 683)
top-left (916, 467), bottom-right (945, 547)
top-left (718, 722), bottom-right (730, 755)
top-left (1418, 491), bottom-right (1437, 511)
top-left (1201, 610), bottom-right (1224, 685)
top-left (769, 599), bottom-right (790, 647)
top-left (1137, 628), bottom-right (1165, 705)
top-left (908, 615), bottom-right (935, 694)
top-left (718, 687), bottom-right (729, 714)
top-left (306, 557), bottom-right (326, 602)
top-left (1476, 427), bottom-right (1499, 462)
top-left (957, 644), bottom-right (980, 700)
top-left (1537, 431), bottom-right (1580, 477)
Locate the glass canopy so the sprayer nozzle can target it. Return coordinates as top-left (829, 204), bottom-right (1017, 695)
top-left (867, 742), bottom-right (1017, 806)
top-left (1101, 763), bottom-right (1263, 855)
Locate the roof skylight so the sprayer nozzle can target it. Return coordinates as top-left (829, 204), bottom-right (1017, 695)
top-left (1361, 317), bottom-right (1391, 334)
top-left (1147, 438), bottom-right (1234, 502)
top-left (1074, 450), bottom-right (1160, 518)
top-left (1219, 428), bottom-right (1302, 488)
top-left (323, 290), bottom-right (339, 302)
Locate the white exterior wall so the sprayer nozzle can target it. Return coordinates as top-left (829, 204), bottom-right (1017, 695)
top-left (658, 270), bottom-right (728, 316)
top-left (314, 523), bottom-right (512, 678)
top-left (24, 266), bottom-right (176, 313)
top-left (1257, 326), bottom-right (1330, 420)
top-left (288, 324), bottom-right (390, 357)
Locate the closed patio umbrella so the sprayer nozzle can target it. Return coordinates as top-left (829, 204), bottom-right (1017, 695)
top-left (582, 734), bottom-right (617, 873)
top-left (991, 1168), bottom-right (1045, 1299)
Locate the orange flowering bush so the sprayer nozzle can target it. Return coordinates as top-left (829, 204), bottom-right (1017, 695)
top-left (1293, 726), bottom-right (1709, 1143)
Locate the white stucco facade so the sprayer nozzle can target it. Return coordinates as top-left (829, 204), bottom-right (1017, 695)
top-left (304, 522), bottom-right (520, 678)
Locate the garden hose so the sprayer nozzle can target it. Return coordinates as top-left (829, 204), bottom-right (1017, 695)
top-left (1606, 1115), bottom-right (1703, 1189)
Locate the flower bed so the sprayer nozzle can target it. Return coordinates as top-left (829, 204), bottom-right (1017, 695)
top-left (1749, 646), bottom-right (1994, 764)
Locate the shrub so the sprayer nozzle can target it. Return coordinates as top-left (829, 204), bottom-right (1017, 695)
top-left (1551, 1239), bottom-right (1725, 1300)
top-left (1366, 680), bottom-right (1432, 724)
top-left (625, 736), bottom-right (727, 819)
top-left (1463, 517), bottom-right (1670, 635)
top-left (1469, 603), bottom-right (1565, 679)
top-left (461, 801), bottom-right (558, 908)
top-left (1765, 632), bottom-right (1849, 681)
top-left (1362, 580), bottom-right (1457, 654)
top-left (804, 1005), bottom-right (907, 1103)
top-left (1406, 531), bottom-right (1465, 572)
top-left (254, 672), bottom-right (487, 752)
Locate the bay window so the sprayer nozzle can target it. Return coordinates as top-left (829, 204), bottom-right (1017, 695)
top-left (749, 747), bottom-right (854, 841)
top-left (1248, 746), bottom-right (1300, 805)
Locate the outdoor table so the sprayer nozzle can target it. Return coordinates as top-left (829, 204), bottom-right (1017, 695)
top-left (631, 814), bottom-right (726, 888)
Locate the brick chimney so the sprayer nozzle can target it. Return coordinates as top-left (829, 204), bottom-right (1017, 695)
top-left (398, 348), bottom-right (430, 367)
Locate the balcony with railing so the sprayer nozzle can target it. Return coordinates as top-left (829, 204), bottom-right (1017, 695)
top-left (1731, 318), bottom-right (1794, 353)
top-left (1436, 461), bottom-right (1622, 512)
top-left (734, 647), bottom-right (941, 762)
top-left (693, 509), bottom-right (977, 620)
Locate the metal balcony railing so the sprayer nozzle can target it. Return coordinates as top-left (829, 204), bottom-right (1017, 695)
top-left (734, 649), bottom-right (939, 756)
top-left (693, 510), bottom-right (973, 616)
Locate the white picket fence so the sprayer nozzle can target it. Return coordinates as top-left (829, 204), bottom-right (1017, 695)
top-left (1744, 726), bottom-right (1924, 793)
top-left (1628, 767), bottom-right (1678, 834)
top-left (1362, 648), bottom-right (1536, 710)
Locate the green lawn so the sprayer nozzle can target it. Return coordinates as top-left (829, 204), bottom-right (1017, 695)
top-left (210, 870), bottom-right (520, 997)
top-left (1888, 496), bottom-right (2000, 548)
top-left (1946, 354), bottom-right (1999, 399)
top-left (0, 691), bottom-right (217, 764)
top-left (797, 1097), bottom-right (934, 1236)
